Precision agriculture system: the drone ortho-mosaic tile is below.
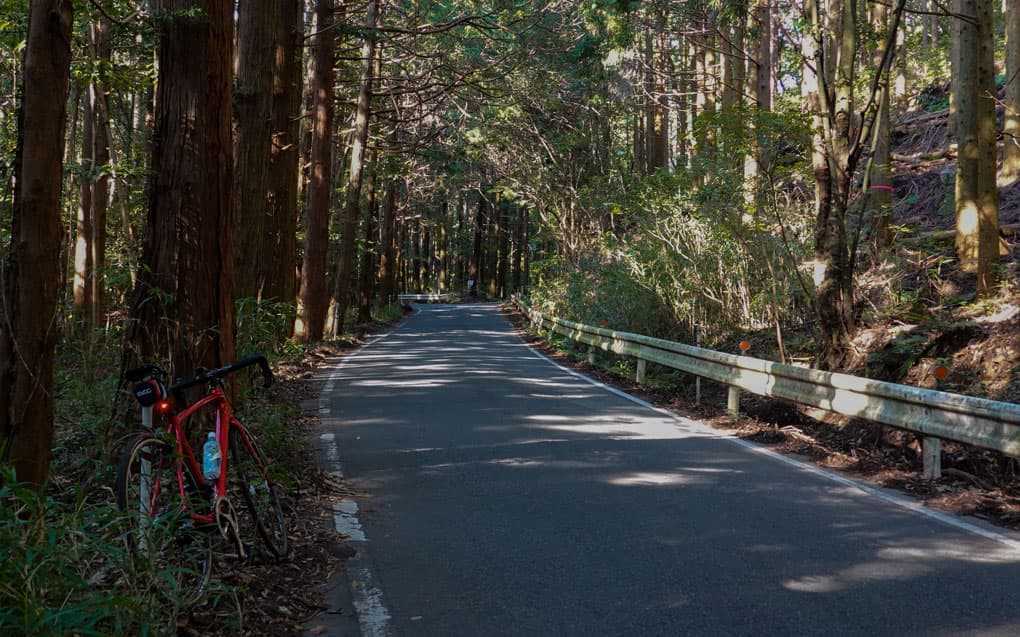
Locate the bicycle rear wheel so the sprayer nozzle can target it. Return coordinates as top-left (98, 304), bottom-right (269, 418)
top-left (115, 433), bottom-right (212, 606)
top-left (230, 426), bottom-right (288, 558)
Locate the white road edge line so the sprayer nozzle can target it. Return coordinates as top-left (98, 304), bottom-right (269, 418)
top-left (317, 313), bottom-right (417, 637)
top-left (516, 322), bottom-right (1020, 553)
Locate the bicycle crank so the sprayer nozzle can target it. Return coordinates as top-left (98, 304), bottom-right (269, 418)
top-left (214, 496), bottom-right (247, 560)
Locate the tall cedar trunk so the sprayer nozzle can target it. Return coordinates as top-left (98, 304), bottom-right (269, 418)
top-left (675, 35), bottom-right (689, 168)
top-left (265, 0), bottom-right (303, 303)
top-left (496, 205), bottom-right (510, 297)
top-left (294, 0), bottom-right (335, 342)
top-left (331, 0), bottom-right (379, 335)
top-left (91, 18), bottom-right (112, 326)
top-left (522, 208), bottom-right (530, 293)
top-left (127, 0), bottom-right (234, 373)
top-left (732, 8), bottom-right (746, 109)
top-left (511, 206), bottom-right (523, 292)
top-left (455, 196), bottom-right (464, 287)
top-left (437, 200), bottom-right (448, 292)
top-left (423, 216), bottom-right (432, 289)
top-left (643, 25), bottom-right (656, 173)
top-left (485, 202), bottom-right (497, 297)
top-left (1005, 0), bottom-right (1020, 184)
top-left (357, 153), bottom-right (378, 324)
top-left (867, 1), bottom-right (893, 253)
top-left (412, 218), bottom-right (422, 290)
top-left (377, 178), bottom-right (398, 304)
top-left (396, 215), bottom-right (406, 294)
top-left (469, 196), bottom-right (483, 297)
top-left (0, 0), bottom-right (73, 486)
top-left (652, 16), bottom-right (669, 169)
top-left (953, 0), bottom-right (999, 294)
top-left (126, 0), bottom-right (236, 381)
top-left (234, 1), bottom-right (277, 300)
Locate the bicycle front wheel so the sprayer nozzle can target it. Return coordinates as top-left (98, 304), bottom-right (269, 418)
top-left (115, 433), bottom-right (213, 606)
top-left (230, 426), bottom-right (288, 558)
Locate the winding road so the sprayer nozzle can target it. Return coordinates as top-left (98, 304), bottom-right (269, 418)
top-left (314, 303), bottom-right (1020, 636)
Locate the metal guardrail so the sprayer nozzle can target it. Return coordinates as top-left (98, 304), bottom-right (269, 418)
top-left (399, 293), bottom-right (452, 304)
top-left (513, 297), bottom-right (1020, 479)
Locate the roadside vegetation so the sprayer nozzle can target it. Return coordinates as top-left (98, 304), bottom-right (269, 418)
top-left (2, 0), bottom-right (1019, 632)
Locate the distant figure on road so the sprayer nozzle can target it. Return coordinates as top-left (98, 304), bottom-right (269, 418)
top-left (468, 278), bottom-right (477, 299)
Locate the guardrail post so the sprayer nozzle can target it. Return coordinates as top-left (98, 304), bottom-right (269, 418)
top-left (922, 437), bottom-right (942, 480)
top-left (587, 346), bottom-right (596, 365)
top-left (636, 359), bottom-right (646, 384)
top-left (727, 386), bottom-right (740, 416)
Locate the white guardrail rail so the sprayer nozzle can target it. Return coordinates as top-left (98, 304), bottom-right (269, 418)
top-left (399, 292), bottom-right (452, 304)
top-left (513, 297), bottom-right (1020, 479)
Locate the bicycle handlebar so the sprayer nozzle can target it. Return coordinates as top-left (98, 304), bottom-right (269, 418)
top-left (126, 354), bottom-right (274, 394)
top-left (170, 354), bottom-right (274, 393)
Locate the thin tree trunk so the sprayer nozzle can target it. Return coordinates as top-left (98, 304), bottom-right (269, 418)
top-left (0, 0), bottom-right (74, 486)
top-left (953, 0), bottom-right (999, 294)
top-left (867, 1), bottom-right (894, 253)
top-left (1004, 0), bottom-right (1020, 184)
top-left (126, 0), bottom-right (236, 380)
top-left (331, 0), bottom-right (379, 336)
top-left (744, 0), bottom-right (772, 214)
top-left (91, 18), bottom-right (112, 327)
top-left (74, 88), bottom-right (94, 322)
top-left (643, 24), bottom-right (657, 173)
top-left (294, 0), bottom-right (335, 342)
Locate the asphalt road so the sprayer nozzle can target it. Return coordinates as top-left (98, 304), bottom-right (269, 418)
top-left (321, 303), bottom-right (1020, 636)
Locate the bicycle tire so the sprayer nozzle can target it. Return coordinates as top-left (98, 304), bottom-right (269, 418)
top-left (115, 433), bottom-right (213, 606)
top-left (229, 427), bottom-right (289, 558)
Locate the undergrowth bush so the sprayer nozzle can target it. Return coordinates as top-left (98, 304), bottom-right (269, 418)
top-left (0, 472), bottom-right (166, 635)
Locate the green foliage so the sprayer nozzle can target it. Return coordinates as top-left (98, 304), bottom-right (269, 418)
top-left (0, 472), bottom-right (166, 635)
top-left (235, 298), bottom-right (301, 361)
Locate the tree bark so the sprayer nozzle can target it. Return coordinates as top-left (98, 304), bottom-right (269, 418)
top-left (357, 153), bottom-right (378, 324)
top-left (91, 18), bottom-right (112, 327)
top-left (0, 0), bottom-right (73, 486)
top-left (496, 204), bottom-right (509, 298)
top-left (265, 0), bottom-right (303, 304)
top-left (744, 0), bottom-right (772, 214)
top-left (74, 89), bottom-right (94, 321)
top-left (469, 195), bottom-right (483, 297)
top-left (1003, 0), bottom-right (1020, 184)
top-left (234, 0), bottom-right (278, 300)
top-left (294, 0), bottom-right (336, 342)
top-left (867, 1), bottom-right (894, 253)
top-left (953, 0), bottom-right (1000, 294)
top-left (511, 206), bottom-right (523, 293)
top-left (377, 178), bottom-right (399, 304)
top-left (126, 0), bottom-right (236, 379)
top-left (331, 0), bottom-right (379, 335)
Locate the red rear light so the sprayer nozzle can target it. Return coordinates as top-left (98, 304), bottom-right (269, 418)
top-left (156, 400), bottom-right (173, 413)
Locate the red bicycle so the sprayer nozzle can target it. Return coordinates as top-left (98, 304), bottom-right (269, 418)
top-left (115, 355), bottom-right (288, 603)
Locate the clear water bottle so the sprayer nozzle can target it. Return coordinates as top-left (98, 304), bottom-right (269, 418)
top-left (202, 432), bottom-right (220, 481)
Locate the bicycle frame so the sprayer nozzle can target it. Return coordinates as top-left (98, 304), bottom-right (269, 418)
top-left (140, 387), bottom-right (242, 527)
top-left (169, 388), bottom-right (234, 525)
